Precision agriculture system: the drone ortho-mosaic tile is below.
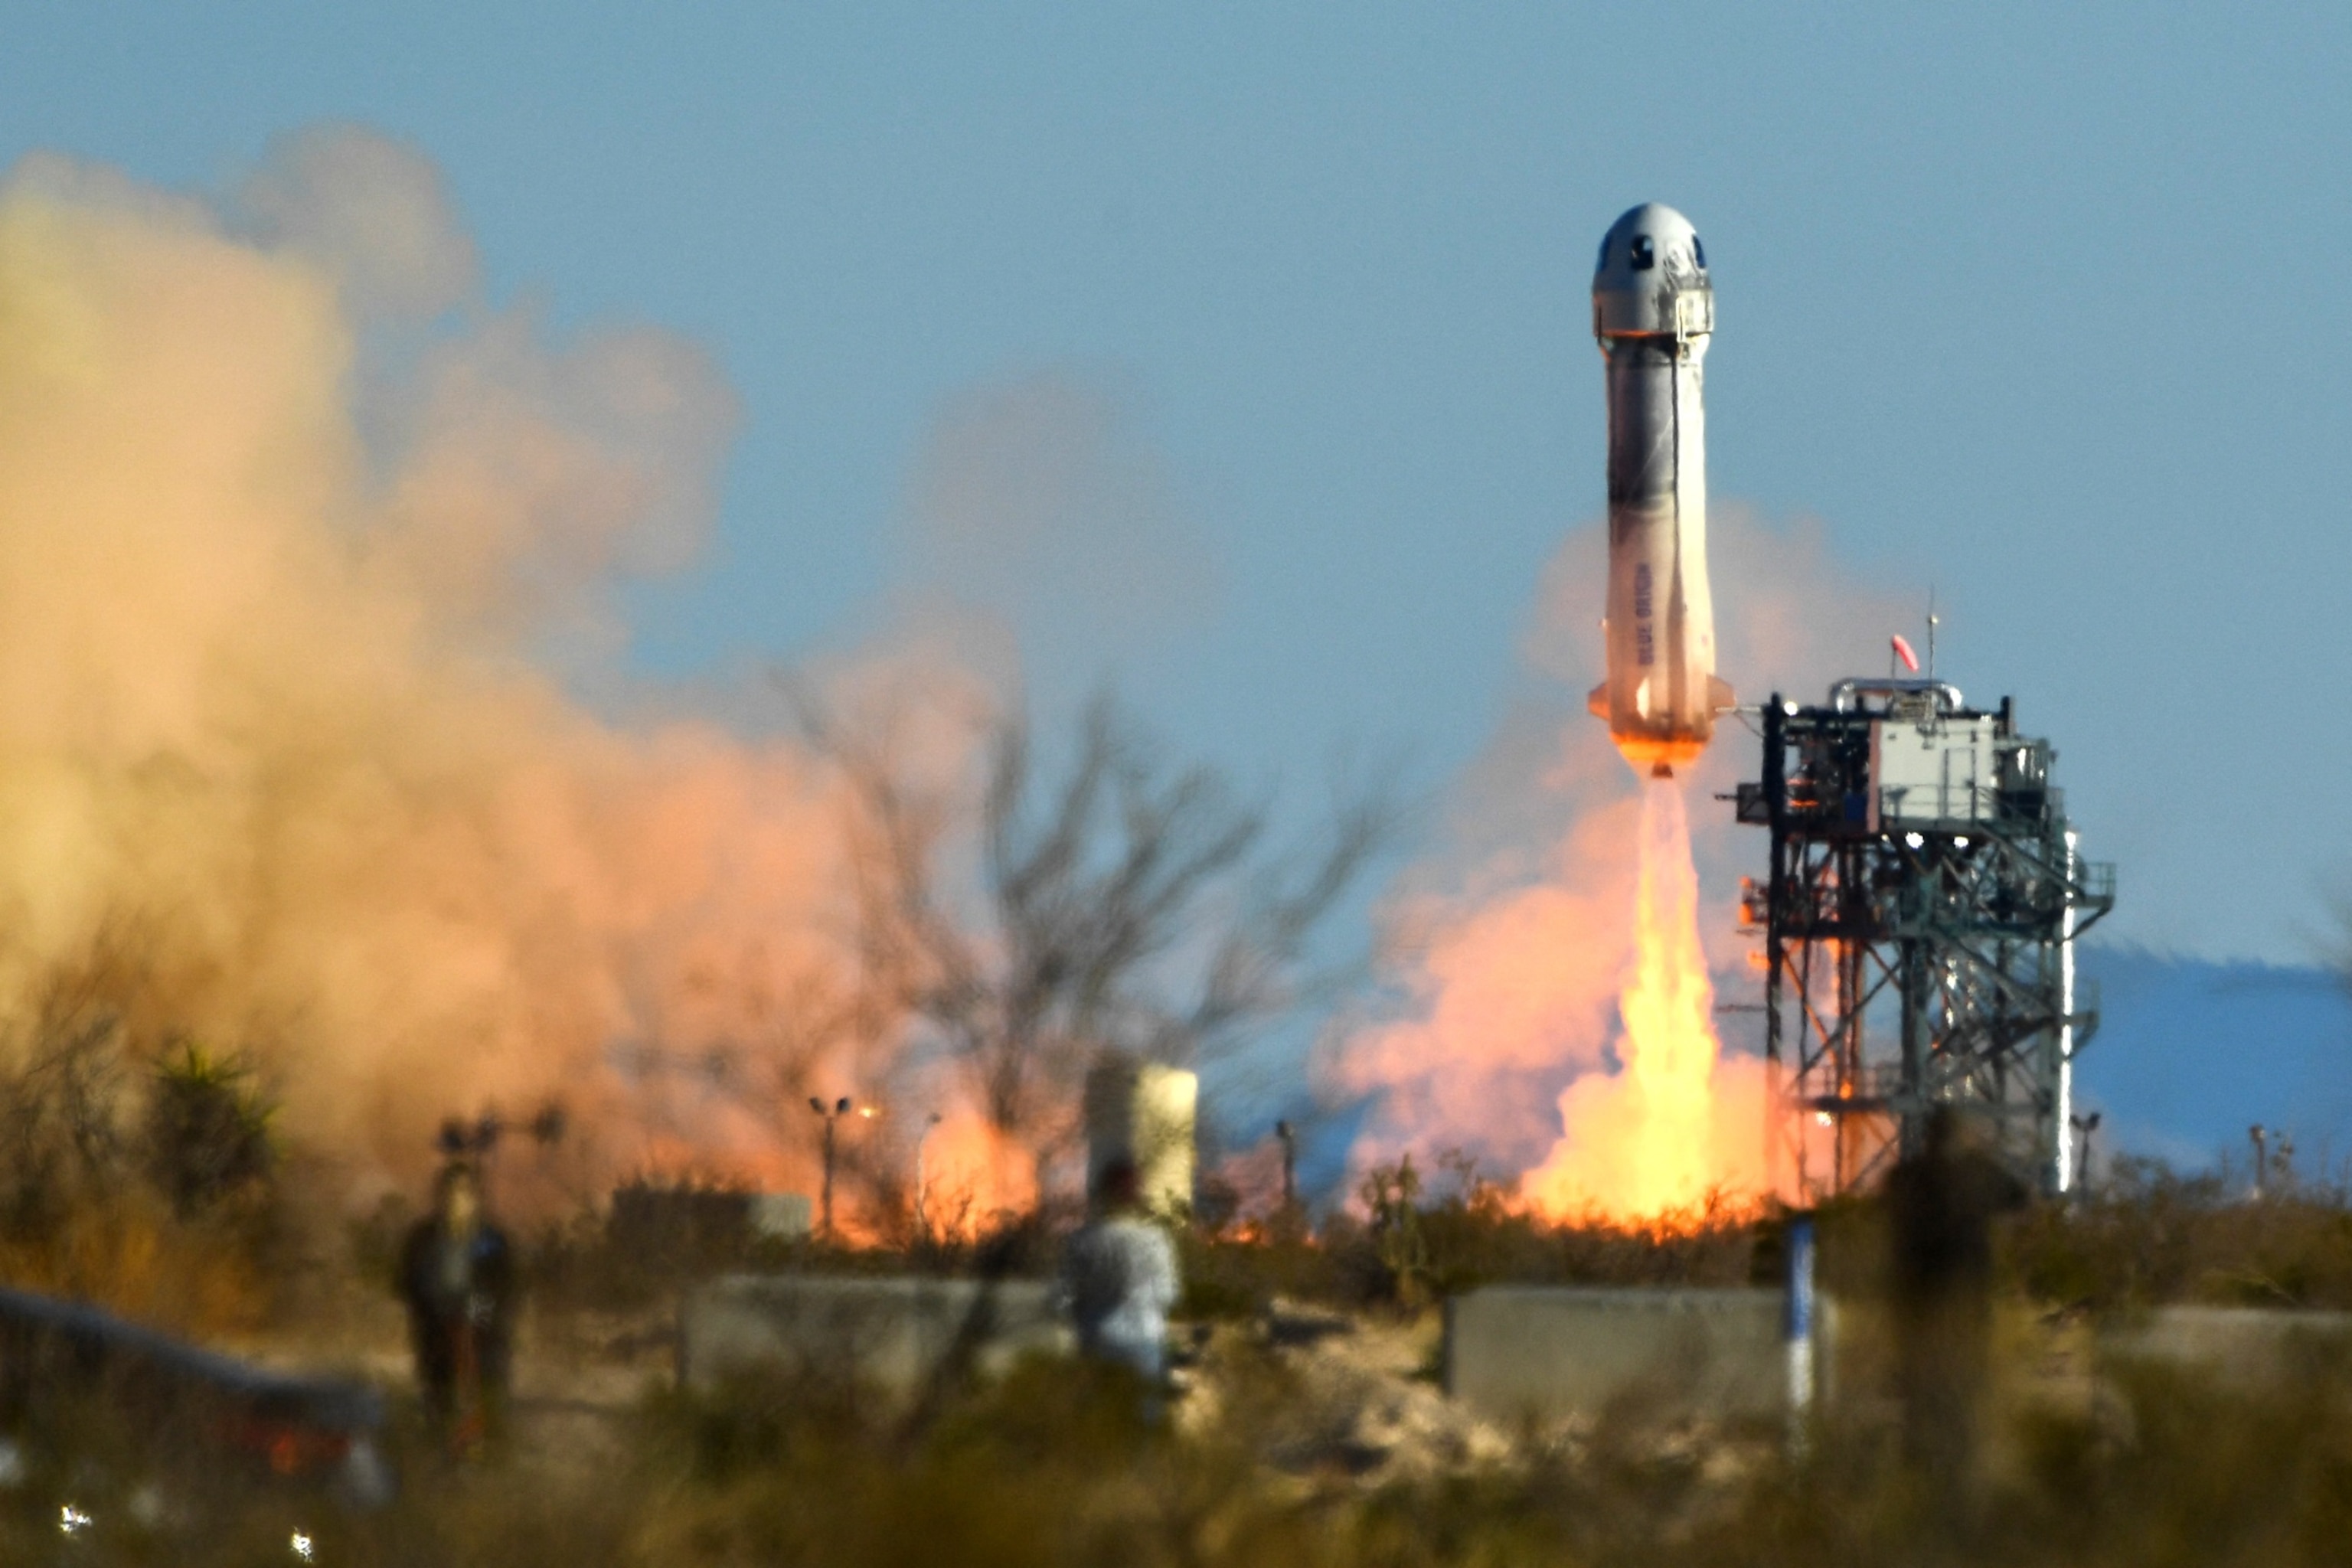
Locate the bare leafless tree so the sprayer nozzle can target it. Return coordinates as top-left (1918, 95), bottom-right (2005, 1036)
top-left (0, 937), bottom-right (148, 1231)
top-left (805, 688), bottom-right (1396, 1161)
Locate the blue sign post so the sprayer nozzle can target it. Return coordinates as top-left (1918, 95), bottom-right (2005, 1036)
top-left (1785, 1213), bottom-right (1817, 1454)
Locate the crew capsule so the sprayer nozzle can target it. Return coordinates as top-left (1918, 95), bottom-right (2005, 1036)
top-left (1587, 203), bottom-right (1733, 778)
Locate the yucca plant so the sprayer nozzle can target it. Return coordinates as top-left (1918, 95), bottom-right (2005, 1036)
top-left (142, 1040), bottom-right (276, 1219)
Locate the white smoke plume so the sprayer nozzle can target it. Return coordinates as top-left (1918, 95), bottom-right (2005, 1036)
top-left (1323, 505), bottom-right (1920, 1197)
top-left (0, 129), bottom-right (979, 1203)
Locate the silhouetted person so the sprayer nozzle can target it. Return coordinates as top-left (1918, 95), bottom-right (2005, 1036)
top-left (1059, 1158), bottom-right (1181, 1387)
top-left (398, 1161), bottom-right (515, 1454)
top-left (1883, 1105), bottom-right (2027, 1501)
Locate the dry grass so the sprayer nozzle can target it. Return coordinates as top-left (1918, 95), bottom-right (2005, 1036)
top-left (2007, 1158), bottom-right (2352, 1310)
top-left (5, 1316), bottom-right (2348, 1568)
top-left (9, 1142), bottom-right (2352, 1563)
top-left (0, 1197), bottom-right (270, 1338)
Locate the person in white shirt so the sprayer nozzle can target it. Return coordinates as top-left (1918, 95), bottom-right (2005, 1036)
top-left (1058, 1158), bottom-right (1181, 1383)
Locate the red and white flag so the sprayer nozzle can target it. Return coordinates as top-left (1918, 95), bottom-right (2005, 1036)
top-left (1891, 634), bottom-right (1920, 673)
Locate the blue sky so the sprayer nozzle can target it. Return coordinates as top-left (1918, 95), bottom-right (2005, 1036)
top-left (2077, 949), bottom-right (2352, 1180)
top-left (4, 4), bottom-right (2349, 1164)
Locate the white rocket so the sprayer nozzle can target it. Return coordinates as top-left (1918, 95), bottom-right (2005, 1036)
top-left (1588, 202), bottom-right (1733, 777)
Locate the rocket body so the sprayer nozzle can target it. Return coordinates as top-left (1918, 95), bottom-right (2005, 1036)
top-left (1589, 204), bottom-right (1731, 776)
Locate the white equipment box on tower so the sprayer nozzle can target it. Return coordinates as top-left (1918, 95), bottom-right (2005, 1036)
top-left (1870, 715), bottom-right (2001, 827)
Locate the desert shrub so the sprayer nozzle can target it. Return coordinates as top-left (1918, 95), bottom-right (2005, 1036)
top-left (1178, 1223), bottom-right (1351, 1318)
top-left (1172, 1153), bottom-right (1762, 1321)
top-left (1359, 1156), bottom-right (1431, 1305)
top-left (0, 958), bottom-right (291, 1334)
top-left (0, 965), bottom-right (136, 1238)
top-left (2006, 1158), bottom-right (2352, 1311)
top-left (142, 1040), bottom-right (276, 1219)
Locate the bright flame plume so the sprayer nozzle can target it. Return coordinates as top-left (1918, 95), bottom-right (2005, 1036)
top-left (916, 1112), bottom-right (1040, 1240)
top-left (1521, 779), bottom-right (1764, 1223)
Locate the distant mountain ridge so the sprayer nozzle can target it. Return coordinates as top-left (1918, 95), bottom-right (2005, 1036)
top-left (2076, 946), bottom-right (2352, 1178)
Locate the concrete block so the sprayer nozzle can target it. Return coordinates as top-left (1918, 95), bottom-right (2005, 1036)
top-left (608, 1182), bottom-right (753, 1259)
top-left (681, 1275), bottom-right (1073, 1399)
top-left (2096, 1305), bottom-right (2352, 1382)
top-left (748, 1193), bottom-right (812, 1241)
top-left (1445, 1286), bottom-right (1799, 1424)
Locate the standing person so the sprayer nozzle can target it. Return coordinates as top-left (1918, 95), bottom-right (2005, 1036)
top-left (1883, 1106), bottom-right (2027, 1506)
top-left (398, 1161), bottom-right (516, 1455)
top-left (1059, 1158), bottom-right (1181, 1388)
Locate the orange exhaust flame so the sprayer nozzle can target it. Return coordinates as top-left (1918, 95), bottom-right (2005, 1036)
top-left (914, 1112), bottom-right (1038, 1241)
top-left (1521, 777), bottom-right (1766, 1225)
top-left (1331, 511), bottom-right (1916, 1229)
top-left (1608, 734), bottom-right (1705, 781)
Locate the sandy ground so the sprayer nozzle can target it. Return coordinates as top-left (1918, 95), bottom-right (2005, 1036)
top-left (1176, 1301), bottom-right (1516, 1483)
top-left (224, 1289), bottom-right (673, 1485)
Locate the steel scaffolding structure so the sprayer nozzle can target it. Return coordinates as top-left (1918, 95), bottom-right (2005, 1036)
top-left (1733, 680), bottom-right (2114, 1198)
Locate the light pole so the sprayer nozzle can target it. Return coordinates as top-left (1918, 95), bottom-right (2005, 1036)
top-left (1275, 1119), bottom-right (1298, 1214)
top-left (2250, 1124), bottom-right (2269, 1201)
top-left (2069, 1111), bottom-right (2102, 1195)
top-left (811, 1096), bottom-right (851, 1239)
top-left (914, 1112), bottom-right (943, 1240)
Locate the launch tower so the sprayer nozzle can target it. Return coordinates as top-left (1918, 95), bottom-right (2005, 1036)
top-left (1733, 680), bottom-right (2114, 1197)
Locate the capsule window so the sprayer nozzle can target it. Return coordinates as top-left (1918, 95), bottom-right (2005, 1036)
top-left (1693, 234), bottom-right (1707, 268)
top-left (1628, 235), bottom-right (1655, 270)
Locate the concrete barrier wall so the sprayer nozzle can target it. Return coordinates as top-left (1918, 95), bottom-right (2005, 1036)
top-left (688, 1278), bottom-right (2352, 1426)
top-left (680, 1276), bottom-right (1072, 1399)
top-left (1445, 1286), bottom-right (1801, 1424)
top-left (1444, 1292), bottom-right (2352, 1428)
top-left (2096, 1305), bottom-right (2352, 1380)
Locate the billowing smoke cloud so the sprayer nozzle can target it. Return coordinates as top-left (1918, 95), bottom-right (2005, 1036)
top-left (893, 368), bottom-right (1220, 668)
top-left (0, 131), bottom-right (962, 1200)
top-left (234, 122), bottom-right (479, 322)
top-left (1323, 505), bottom-right (1917, 1200)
